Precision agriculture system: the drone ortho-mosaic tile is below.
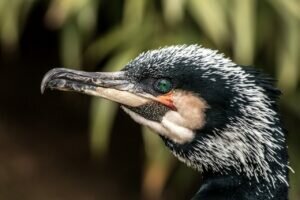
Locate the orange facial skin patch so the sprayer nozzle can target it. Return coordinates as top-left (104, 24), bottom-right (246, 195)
top-left (157, 92), bottom-right (177, 110)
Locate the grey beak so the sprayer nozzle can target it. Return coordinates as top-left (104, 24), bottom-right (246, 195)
top-left (41, 68), bottom-right (149, 107)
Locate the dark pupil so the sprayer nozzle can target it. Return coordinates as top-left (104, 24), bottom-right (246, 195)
top-left (157, 79), bottom-right (171, 93)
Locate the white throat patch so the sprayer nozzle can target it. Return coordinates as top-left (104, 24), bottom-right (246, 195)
top-left (122, 106), bottom-right (195, 144)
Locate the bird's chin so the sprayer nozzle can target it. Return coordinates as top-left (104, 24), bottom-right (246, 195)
top-left (121, 106), bottom-right (195, 144)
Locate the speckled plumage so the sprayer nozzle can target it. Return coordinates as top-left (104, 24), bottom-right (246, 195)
top-left (123, 45), bottom-right (289, 199)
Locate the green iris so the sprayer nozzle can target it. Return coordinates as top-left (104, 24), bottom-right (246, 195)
top-left (154, 79), bottom-right (172, 93)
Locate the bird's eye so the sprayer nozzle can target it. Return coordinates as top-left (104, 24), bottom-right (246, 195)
top-left (154, 79), bottom-right (173, 93)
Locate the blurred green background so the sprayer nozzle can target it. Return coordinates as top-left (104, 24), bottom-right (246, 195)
top-left (0, 0), bottom-right (299, 199)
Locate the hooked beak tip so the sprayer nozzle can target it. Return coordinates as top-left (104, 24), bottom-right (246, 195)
top-left (40, 72), bottom-right (49, 94)
top-left (40, 86), bottom-right (45, 94)
top-left (40, 68), bottom-right (69, 94)
top-left (40, 69), bottom-right (54, 94)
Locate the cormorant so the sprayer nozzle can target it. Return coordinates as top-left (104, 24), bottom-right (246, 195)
top-left (41, 45), bottom-right (289, 200)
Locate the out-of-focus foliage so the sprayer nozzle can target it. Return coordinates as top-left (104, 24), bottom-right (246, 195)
top-left (0, 0), bottom-right (36, 51)
top-left (0, 0), bottom-right (299, 199)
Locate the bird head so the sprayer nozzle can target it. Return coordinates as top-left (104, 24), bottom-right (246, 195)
top-left (41, 45), bottom-right (287, 186)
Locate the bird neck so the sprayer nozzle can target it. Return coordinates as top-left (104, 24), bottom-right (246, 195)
top-left (192, 125), bottom-right (290, 200)
top-left (161, 124), bottom-right (289, 200)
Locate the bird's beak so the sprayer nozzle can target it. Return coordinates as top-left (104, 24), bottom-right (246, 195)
top-left (41, 68), bottom-right (149, 107)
